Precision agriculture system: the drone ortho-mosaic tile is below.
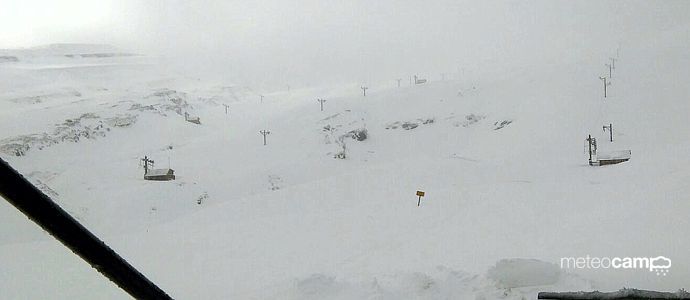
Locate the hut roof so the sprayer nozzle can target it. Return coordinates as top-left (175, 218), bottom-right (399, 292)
top-left (146, 168), bottom-right (173, 176)
top-left (597, 150), bottom-right (631, 160)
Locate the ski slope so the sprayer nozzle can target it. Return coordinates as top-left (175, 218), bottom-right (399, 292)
top-left (1, 34), bottom-right (689, 299)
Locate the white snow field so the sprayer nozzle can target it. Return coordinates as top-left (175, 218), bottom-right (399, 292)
top-left (1, 32), bottom-right (689, 299)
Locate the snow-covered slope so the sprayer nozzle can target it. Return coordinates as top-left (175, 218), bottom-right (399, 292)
top-left (1, 34), bottom-right (689, 299)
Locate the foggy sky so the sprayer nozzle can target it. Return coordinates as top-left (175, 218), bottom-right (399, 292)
top-left (2, 0), bottom-right (689, 89)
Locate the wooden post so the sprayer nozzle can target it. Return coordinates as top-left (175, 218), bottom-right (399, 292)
top-left (586, 135), bottom-right (598, 166)
top-left (397, 78), bottom-right (402, 87)
top-left (260, 130), bottom-right (271, 145)
top-left (184, 112), bottom-right (189, 121)
top-left (141, 156), bottom-right (154, 175)
top-left (361, 86), bottom-right (368, 96)
top-left (587, 135), bottom-right (593, 165)
top-left (604, 77), bottom-right (611, 98)
top-left (604, 77), bottom-right (610, 98)
top-left (599, 77), bottom-right (608, 98)
top-left (603, 123), bottom-right (613, 142)
top-left (223, 104), bottom-right (229, 114)
top-left (606, 63), bottom-right (612, 78)
top-left (260, 95), bottom-right (264, 103)
top-left (317, 98), bottom-right (326, 111)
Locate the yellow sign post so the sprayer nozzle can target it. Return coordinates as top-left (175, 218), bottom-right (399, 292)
top-left (416, 190), bottom-right (425, 206)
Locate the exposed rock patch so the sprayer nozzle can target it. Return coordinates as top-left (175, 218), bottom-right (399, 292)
top-left (494, 120), bottom-right (513, 130)
top-left (0, 113), bottom-right (137, 157)
top-left (319, 110), bottom-right (368, 159)
top-left (385, 118), bottom-right (435, 130)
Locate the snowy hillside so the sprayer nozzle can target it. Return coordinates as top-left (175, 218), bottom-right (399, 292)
top-left (1, 33), bottom-right (689, 300)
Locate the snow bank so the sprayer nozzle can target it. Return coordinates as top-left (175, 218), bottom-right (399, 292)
top-left (270, 262), bottom-right (592, 300)
top-left (487, 259), bottom-right (560, 288)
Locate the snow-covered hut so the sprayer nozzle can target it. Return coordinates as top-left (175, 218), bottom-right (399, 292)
top-left (596, 150), bottom-right (631, 166)
top-left (184, 112), bottom-right (201, 125)
top-left (144, 168), bottom-right (175, 181)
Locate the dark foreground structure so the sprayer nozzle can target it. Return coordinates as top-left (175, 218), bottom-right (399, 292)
top-left (539, 289), bottom-right (690, 300)
top-left (0, 158), bottom-right (173, 299)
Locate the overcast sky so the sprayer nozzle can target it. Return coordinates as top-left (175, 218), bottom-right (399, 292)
top-left (2, 0), bottom-right (688, 88)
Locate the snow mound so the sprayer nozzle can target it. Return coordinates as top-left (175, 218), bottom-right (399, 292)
top-left (487, 258), bottom-right (560, 288)
top-left (276, 263), bottom-right (592, 300)
top-left (539, 288), bottom-right (690, 299)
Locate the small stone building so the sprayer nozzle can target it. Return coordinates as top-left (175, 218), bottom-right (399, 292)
top-left (597, 150), bottom-right (631, 166)
top-left (144, 168), bottom-right (175, 181)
